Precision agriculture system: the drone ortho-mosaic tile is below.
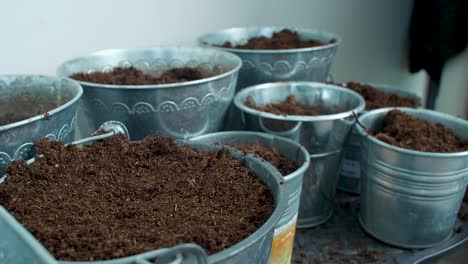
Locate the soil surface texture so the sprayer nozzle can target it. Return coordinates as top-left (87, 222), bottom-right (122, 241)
top-left (70, 66), bottom-right (204, 85)
top-left (245, 94), bottom-right (326, 116)
top-left (0, 134), bottom-right (274, 261)
top-left (219, 29), bottom-right (334, 50)
top-left (374, 110), bottom-right (468, 153)
top-left (229, 142), bottom-right (298, 175)
top-left (334, 82), bottom-right (419, 110)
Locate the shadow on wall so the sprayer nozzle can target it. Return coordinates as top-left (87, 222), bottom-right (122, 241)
top-left (436, 47), bottom-right (468, 119)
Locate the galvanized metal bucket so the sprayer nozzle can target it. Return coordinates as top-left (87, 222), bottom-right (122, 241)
top-left (189, 131), bottom-right (310, 264)
top-left (337, 84), bottom-right (422, 194)
top-left (233, 82), bottom-right (366, 228)
top-left (0, 122), bottom-right (287, 264)
top-left (57, 47), bottom-right (242, 140)
top-left (356, 107), bottom-right (468, 248)
top-left (197, 27), bottom-right (340, 130)
top-left (0, 75), bottom-right (83, 175)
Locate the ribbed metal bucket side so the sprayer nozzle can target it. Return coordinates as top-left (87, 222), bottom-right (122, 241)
top-left (357, 107), bottom-right (468, 248)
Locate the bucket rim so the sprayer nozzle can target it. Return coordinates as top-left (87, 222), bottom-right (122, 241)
top-left (56, 46), bottom-right (242, 90)
top-left (0, 74), bottom-right (83, 132)
top-left (233, 82), bottom-right (366, 122)
top-left (197, 26), bottom-right (341, 54)
top-left (189, 130), bottom-right (311, 181)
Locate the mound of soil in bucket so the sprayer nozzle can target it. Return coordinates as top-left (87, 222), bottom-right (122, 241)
top-left (0, 134), bottom-right (274, 261)
top-left (70, 66), bottom-right (204, 85)
top-left (219, 29), bottom-right (335, 50)
top-left (334, 82), bottom-right (419, 110)
top-left (245, 94), bottom-right (328, 116)
top-left (228, 142), bottom-right (298, 175)
top-left (373, 110), bottom-right (468, 153)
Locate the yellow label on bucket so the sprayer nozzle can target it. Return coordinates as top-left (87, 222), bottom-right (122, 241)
top-left (269, 214), bottom-right (298, 264)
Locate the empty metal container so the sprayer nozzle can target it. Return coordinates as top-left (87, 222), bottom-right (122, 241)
top-left (0, 75), bottom-right (82, 175)
top-left (337, 84), bottom-right (421, 194)
top-left (197, 27), bottom-right (340, 130)
top-left (356, 107), bottom-right (468, 248)
top-left (57, 47), bottom-right (241, 140)
top-left (0, 122), bottom-right (287, 264)
top-left (233, 82), bottom-right (365, 228)
top-left (190, 131), bottom-right (310, 264)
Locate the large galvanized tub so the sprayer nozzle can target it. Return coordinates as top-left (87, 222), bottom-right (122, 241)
top-left (0, 122), bottom-right (287, 264)
top-left (198, 27), bottom-right (340, 130)
top-left (57, 47), bottom-right (241, 140)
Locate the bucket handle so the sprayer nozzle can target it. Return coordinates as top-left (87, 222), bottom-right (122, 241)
top-left (257, 113), bottom-right (302, 141)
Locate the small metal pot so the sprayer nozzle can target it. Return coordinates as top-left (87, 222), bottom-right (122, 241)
top-left (356, 107), bottom-right (468, 248)
top-left (337, 84), bottom-right (421, 194)
top-left (0, 75), bottom-right (82, 175)
top-left (198, 27), bottom-right (340, 130)
top-left (0, 122), bottom-right (287, 264)
top-left (233, 82), bottom-right (365, 228)
top-left (190, 131), bottom-right (310, 264)
top-left (57, 47), bottom-right (242, 140)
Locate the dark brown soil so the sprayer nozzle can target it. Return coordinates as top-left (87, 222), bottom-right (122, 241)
top-left (245, 94), bottom-right (326, 116)
top-left (0, 134), bottom-right (274, 261)
top-left (334, 82), bottom-right (419, 110)
top-left (228, 142), bottom-right (298, 175)
top-left (70, 66), bottom-right (204, 85)
top-left (0, 112), bottom-right (32, 126)
top-left (218, 29), bottom-right (334, 50)
top-left (374, 110), bottom-right (468, 152)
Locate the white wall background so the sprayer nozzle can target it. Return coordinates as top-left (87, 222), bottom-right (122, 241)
top-left (0, 0), bottom-right (464, 116)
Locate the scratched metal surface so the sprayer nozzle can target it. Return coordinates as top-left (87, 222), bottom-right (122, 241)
top-left (292, 191), bottom-right (467, 264)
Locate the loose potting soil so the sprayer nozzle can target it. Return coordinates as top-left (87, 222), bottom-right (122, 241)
top-left (219, 29), bottom-right (334, 50)
top-left (0, 112), bottom-right (32, 126)
top-left (245, 94), bottom-right (326, 116)
top-left (0, 134), bottom-right (274, 261)
top-left (228, 142), bottom-right (298, 175)
top-left (374, 110), bottom-right (468, 153)
top-left (335, 82), bottom-right (419, 110)
top-left (70, 66), bottom-right (204, 85)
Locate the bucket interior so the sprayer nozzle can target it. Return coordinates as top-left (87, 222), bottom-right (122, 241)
top-left (237, 83), bottom-right (364, 117)
top-left (0, 76), bottom-right (78, 126)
